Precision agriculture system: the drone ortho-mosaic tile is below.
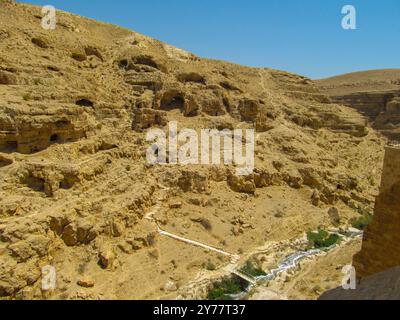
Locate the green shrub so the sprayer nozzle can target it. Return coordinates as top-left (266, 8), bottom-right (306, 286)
top-left (239, 261), bottom-right (266, 277)
top-left (207, 288), bottom-right (232, 301)
top-left (207, 278), bottom-right (246, 300)
top-left (307, 229), bottom-right (341, 249)
top-left (352, 214), bottom-right (373, 230)
top-left (204, 260), bottom-right (216, 271)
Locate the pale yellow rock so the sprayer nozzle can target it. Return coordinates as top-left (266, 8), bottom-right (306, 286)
top-left (77, 277), bottom-right (95, 288)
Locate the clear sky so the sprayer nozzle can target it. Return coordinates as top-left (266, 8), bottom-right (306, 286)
top-left (21, 0), bottom-right (400, 79)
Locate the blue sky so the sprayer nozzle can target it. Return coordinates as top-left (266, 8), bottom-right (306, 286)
top-left (21, 0), bottom-right (400, 79)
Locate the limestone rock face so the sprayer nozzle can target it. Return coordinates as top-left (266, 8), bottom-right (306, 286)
top-left (0, 2), bottom-right (387, 300)
top-left (0, 106), bottom-right (92, 154)
top-left (317, 69), bottom-right (400, 140)
top-left (227, 173), bottom-right (257, 194)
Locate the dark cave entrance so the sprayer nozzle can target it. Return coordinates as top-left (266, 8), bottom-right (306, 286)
top-left (76, 99), bottom-right (94, 107)
top-left (160, 93), bottom-right (185, 112)
top-left (50, 134), bottom-right (61, 144)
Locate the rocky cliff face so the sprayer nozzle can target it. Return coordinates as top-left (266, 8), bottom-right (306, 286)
top-left (0, 1), bottom-right (386, 299)
top-left (327, 92), bottom-right (400, 140)
top-left (353, 145), bottom-right (400, 278)
top-left (317, 70), bottom-right (400, 140)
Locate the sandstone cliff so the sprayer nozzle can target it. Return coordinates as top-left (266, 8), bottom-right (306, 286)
top-left (0, 0), bottom-right (386, 299)
top-left (317, 69), bottom-right (400, 140)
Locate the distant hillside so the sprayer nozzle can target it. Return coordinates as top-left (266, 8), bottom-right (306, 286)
top-left (0, 0), bottom-right (385, 300)
top-left (317, 69), bottom-right (400, 140)
top-left (317, 69), bottom-right (400, 96)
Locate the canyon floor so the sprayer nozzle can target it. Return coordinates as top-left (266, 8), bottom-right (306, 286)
top-left (0, 0), bottom-right (389, 300)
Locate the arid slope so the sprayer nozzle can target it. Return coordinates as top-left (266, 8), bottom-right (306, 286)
top-left (0, 0), bottom-right (386, 300)
top-left (317, 69), bottom-right (400, 140)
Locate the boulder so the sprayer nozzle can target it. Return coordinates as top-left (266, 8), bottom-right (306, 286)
top-left (77, 277), bottom-right (95, 288)
top-left (227, 173), bottom-right (256, 194)
top-left (99, 247), bottom-right (116, 269)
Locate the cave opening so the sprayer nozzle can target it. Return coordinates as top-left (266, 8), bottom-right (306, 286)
top-left (160, 94), bottom-right (185, 112)
top-left (178, 72), bottom-right (206, 84)
top-left (118, 59), bottom-right (129, 69)
top-left (76, 99), bottom-right (94, 107)
top-left (59, 178), bottom-right (74, 190)
top-left (133, 55), bottom-right (160, 70)
top-left (50, 134), bottom-right (61, 143)
top-left (25, 176), bottom-right (45, 192)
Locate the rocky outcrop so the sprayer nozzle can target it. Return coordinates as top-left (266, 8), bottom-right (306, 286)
top-left (0, 1), bottom-right (386, 300)
top-left (0, 105), bottom-right (92, 154)
top-left (329, 91), bottom-right (400, 139)
top-left (353, 145), bottom-right (400, 278)
top-left (317, 70), bottom-right (400, 140)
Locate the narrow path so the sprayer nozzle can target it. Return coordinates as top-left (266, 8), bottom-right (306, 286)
top-left (144, 187), bottom-right (244, 272)
top-left (158, 227), bottom-right (237, 259)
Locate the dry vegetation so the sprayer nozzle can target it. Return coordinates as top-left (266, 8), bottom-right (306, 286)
top-left (0, 0), bottom-right (387, 300)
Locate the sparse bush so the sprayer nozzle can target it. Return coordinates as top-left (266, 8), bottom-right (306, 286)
top-left (239, 261), bottom-right (266, 277)
top-left (146, 233), bottom-right (156, 246)
top-left (22, 93), bottom-right (31, 101)
top-left (307, 229), bottom-right (341, 249)
top-left (367, 175), bottom-right (376, 186)
top-left (352, 214), bottom-right (373, 230)
top-left (199, 218), bottom-right (212, 231)
top-left (204, 260), bottom-right (216, 271)
top-left (274, 210), bottom-right (284, 218)
top-left (355, 206), bottom-right (372, 216)
top-left (78, 263), bottom-right (87, 274)
top-left (207, 277), bottom-right (247, 300)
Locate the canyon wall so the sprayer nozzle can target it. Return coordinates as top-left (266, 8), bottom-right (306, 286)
top-left (353, 145), bottom-right (400, 278)
top-left (331, 91), bottom-right (400, 140)
top-left (0, 1), bottom-right (386, 299)
top-left (317, 70), bottom-right (400, 141)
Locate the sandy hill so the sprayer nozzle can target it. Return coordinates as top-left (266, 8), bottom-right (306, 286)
top-left (317, 69), bottom-right (400, 96)
top-left (0, 0), bottom-right (386, 300)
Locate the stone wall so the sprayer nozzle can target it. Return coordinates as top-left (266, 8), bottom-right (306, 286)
top-left (353, 145), bottom-right (400, 278)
